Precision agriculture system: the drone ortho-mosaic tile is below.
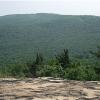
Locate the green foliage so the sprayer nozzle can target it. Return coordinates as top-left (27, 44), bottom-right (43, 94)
top-left (0, 49), bottom-right (100, 81)
top-left (47, 58), bottom-right (59, 66)
top-left (27, 52), bottom-right (44, 77)
top-left (56, 49), bottom-right (70, 69)
top-left (0, 64), bottom-right (28, 78)
top-left (35, 52), bottom-right (44, 65)
top-left (90, 46), bottom-right (100, 58)
top-left (0, 14), bottom-right (100, 65)
top-left (0, 13), bottom-right (100, 80)
top-left (37, 65), bottom-right (64, 78)
top-left (65, 65), bottom-right (97, 81)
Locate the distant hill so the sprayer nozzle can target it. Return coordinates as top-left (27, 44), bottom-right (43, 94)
top-left (0, 13), bottom-right (100, 64)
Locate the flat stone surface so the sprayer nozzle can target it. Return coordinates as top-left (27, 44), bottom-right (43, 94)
top-left (0, 77), bottom-right (100, 100)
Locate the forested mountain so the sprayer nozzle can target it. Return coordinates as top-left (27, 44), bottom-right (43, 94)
top-left (0, 13), bottom-right (100, 64)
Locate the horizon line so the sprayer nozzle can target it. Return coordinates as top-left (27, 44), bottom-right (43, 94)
top-left (0, 13), bottom-right (100, 17)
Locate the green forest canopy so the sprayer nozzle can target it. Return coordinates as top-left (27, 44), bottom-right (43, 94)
top-left (0, 13), bottom-right (100, 64)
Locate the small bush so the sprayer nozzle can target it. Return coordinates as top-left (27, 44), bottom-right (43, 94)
top-left (37, 65), bottom-right (64, 78)
top-left (64, 65), bottom-right (97, 81)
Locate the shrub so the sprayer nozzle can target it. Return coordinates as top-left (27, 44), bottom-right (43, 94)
top-left (64, 65), bottom-right (97, 81)
top-left (37, 65), bottom-right (64, 78)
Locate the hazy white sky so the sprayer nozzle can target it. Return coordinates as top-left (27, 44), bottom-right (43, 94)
top-left (0, 0), bottom-right (100, 16)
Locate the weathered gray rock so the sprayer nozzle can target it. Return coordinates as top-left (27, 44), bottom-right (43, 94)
top-left (0, 77), bottom-right (100, 100)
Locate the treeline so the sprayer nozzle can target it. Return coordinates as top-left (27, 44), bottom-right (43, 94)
top-left (0, 48), bottom-right (100, 81)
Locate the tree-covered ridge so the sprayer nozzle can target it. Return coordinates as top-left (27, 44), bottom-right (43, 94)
top-left (0, 13), bottom-right (100, 65)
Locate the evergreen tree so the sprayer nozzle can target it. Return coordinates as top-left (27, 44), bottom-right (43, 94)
top-left (35, 52), bottom-right (44, 65)
top-left (28, 52), bottom-right (44, 77)
top-left (56, 49), bottom-right (70, 69)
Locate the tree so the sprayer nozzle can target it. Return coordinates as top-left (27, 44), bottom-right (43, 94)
top-left (28, 52), bottom-right (44, 77)
top-left (35, 52), bottom-right (44, 65)
top-left (89, 46), bottom-right (100, 78)
top-left (90, 46), bottom-right (100, 58)
top-left (56, 49), bottom-right (70, 69)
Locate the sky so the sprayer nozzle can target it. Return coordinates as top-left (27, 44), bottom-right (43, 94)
top-left (0, 0), bottom-right (100, 16)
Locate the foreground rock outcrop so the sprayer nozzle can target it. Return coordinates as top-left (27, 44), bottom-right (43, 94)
top-left (0, 77), bottom-right (100, 100)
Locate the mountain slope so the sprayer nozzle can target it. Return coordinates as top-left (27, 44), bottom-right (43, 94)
top-left (0, 13), bottom-right (100, 64)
